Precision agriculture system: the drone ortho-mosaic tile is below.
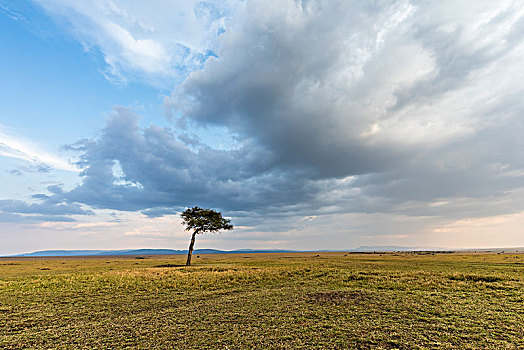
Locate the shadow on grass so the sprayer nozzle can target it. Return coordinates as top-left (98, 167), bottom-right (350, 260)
top-left (449, 274), bottom-right (503, 282)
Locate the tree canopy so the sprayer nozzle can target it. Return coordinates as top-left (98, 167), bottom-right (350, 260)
top-left (181, 207), bottom-right (233, 233)
top-left (181, 207), bottom-right (233, 265)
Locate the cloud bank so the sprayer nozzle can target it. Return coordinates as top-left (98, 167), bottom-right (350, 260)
top-left (4, 0), bottom-right (524, 238)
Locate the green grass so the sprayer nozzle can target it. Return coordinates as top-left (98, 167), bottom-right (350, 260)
top-left (1, 252), bottom-right (523, 349)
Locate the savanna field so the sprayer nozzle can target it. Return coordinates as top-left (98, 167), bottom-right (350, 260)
top-left (1, 252), bottom-right (523, 349)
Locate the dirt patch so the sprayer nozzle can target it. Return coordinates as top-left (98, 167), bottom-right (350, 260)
top-left (305, 290), bottom-right (369, 304)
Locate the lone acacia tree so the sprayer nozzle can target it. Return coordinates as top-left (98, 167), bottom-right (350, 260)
top-left (181, 206), bottom-right (233, 266)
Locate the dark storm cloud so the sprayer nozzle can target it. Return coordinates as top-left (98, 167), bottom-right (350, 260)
top-left (168, 1), bottom-right (416, 179)
top-left (163, 0), bottom-right (524, 225)
top-left (53, 107), bottom-right (321, 218)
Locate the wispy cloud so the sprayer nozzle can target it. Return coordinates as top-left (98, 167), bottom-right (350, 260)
top-left (38, 221), bottom-right (119, 230)
top-left (0, 3), bottom-right (22, 21)
top-left (0, 126), bottom-right (79, 172)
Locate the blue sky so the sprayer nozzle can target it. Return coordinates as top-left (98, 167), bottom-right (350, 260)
top-left (2, 1), bottom-right (524, 255)
top-left (0, 2), bottom-right (167, 141)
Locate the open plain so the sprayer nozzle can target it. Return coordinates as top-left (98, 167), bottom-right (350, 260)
top-left (1, 252), bottom-right (523, 349)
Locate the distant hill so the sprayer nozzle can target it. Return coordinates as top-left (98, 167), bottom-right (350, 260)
top-left (8, 246), bottom-right (472, 257)
top-left (10, 248), bottom-right (301, 257)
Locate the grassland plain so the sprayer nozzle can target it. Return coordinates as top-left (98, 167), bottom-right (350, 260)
top-left (0, 252), bottom-right (523, 349)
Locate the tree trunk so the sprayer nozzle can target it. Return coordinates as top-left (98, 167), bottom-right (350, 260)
top-left (186, 231), bottom-right (197, 266)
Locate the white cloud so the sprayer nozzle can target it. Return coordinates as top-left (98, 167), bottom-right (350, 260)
top-left (73, 222), bottom-right (119, 229)
top-left (33, 0), bottom-right (240, 86)
top-left (124, 226), bottom-right (169, 238)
